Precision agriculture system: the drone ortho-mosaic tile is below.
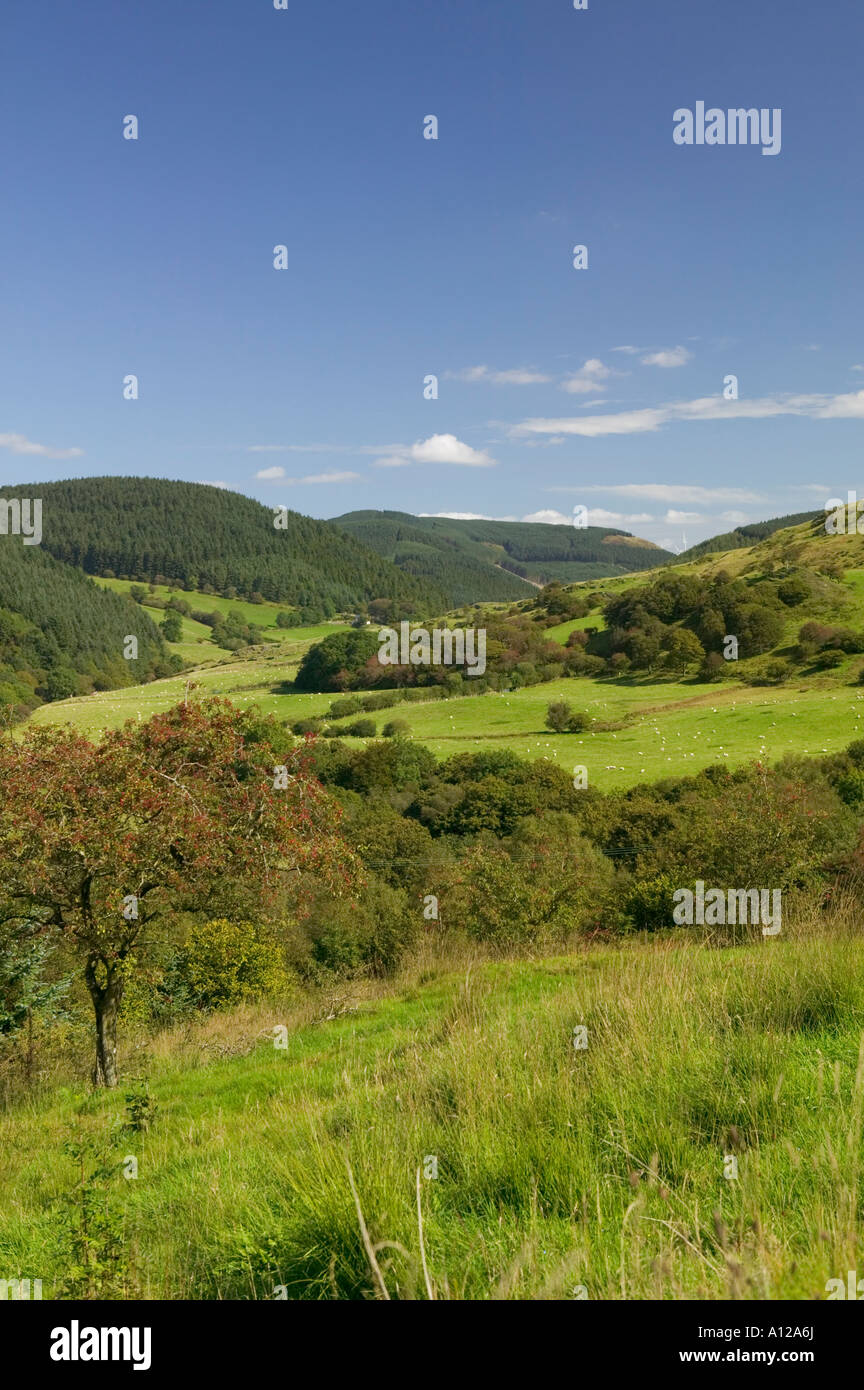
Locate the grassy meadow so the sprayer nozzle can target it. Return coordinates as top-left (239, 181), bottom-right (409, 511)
top-left (1, 910), bottom-right (862, 1300)
top-left (31, 657), bottom-right (864, 791)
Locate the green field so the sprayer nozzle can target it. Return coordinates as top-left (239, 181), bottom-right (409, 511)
top-left (94, 578), bottom-right (303, 634)
top-left (1, 924), bottom-right (861, 1299)
top-left (30, 658), bottom-right (864, 789)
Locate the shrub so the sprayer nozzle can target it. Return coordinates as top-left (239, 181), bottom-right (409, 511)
top-left (303, 879), bottom-right (418, 976)
top-left (777, 576), bottom-right (810, 606)
top-left (545, 701), bottom-right (573, 733)
top-left (382, 719), bottom-right (410, 738)
top-left (328, 697), bottom-right (362, 720)
top-left (814, 649), bottom-right (845, 670)
top-left (179, 919), bottom-right (295, 1010)
top-left (347, 718), bottom-right (376, 738)
top-left (360, 692), bottom-right (401, 713)
top-left (291, 718), bottom-right (322, 736)
top-left (624, 874), bottom-right (680, 931)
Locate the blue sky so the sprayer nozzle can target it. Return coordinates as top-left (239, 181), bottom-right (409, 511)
top-left (2, 0), bottom-right (862, 550)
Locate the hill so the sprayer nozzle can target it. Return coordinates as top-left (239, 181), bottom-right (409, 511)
top-left (0, 530), bottom-right (170, 717)
top-left (20, 478), bottom-right (445, 618)
top-left (676, 509), bottom-right (822, 563)
top-left (329, 511), bottom-right (673, 607)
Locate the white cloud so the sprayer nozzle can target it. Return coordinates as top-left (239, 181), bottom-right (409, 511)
top-left (513, 389), bottom-right (864, 440)
top-left (255, 466), bottom-right (360, 484)
top-left (664, 509), bottom-right (702, 523)
top-left (852, 365), bottom-right (864, 374)
top-left (549, 484), bottom-right (765, 503)
top-left (379, 434), bottom-right (497, 469)
top-left (201, 480), bottom-right (229, 489)
top-left (450, 365), bottom-right (551, 386)
top-left (561, 358), bottom-right (614, 394)
top-left (302, 471), bottom-right (361, 484)
top-left (611, 345), bottom-right (641, 355)
top-left (0, 432), bottom-right (83, 459)
top-left (520, 509), bottom-right (573, 525)
top-left (420, 511), bottom-right (517, 521)
top-left (641, 346), bottom-right (691, 368)
top-left (584, 508), bottom-right (655, 525)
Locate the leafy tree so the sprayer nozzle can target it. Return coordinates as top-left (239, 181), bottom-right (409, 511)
top-left (664, 629), bottom-right (705, 673)
top-left (294, 629), bottom-right (381, 692)
top-left (545, 700), bottom-right (573, 733)
top-left (0, 700), bottom-right (353, 1086)
top-left (160, 612), bottom-right (183, 642)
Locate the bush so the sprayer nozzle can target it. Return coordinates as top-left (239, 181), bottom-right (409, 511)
top-left (777, 576), bottom-right (810, 606)
top-left (382, 719), bottom-right (410, 738)
top-left (291, 718), bottom-right (322, 736)
top-left (360, 692), bottom-right (401, 713)
top-left (624, 874), bottom-right (680, 931)
top-left (347, 718), bottom-right (376, 737)
top-left (303, 879), bottom-right (418, 976)
top-left (814, 649), bottom-right (845, 670)
top-left (179, 919), bottom-right (295, 1010)
top-left (329, 697), bottom-right (362, 719)
top-left (545, 700), bottom-right (573, 733)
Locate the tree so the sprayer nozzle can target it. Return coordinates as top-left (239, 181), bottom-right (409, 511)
top-left (160, 612), bottom-right (183, 642)
top-left (545, 701), bottom-right (573, 733)
top-left (0, 700), bottom-right (354, 1086)
top-left (294, 628), bottom-right (381, 692)
top-left (664, 629), bottom-right (705, 673)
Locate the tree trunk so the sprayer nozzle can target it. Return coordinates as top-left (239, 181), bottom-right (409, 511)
top-left (85, 956), bottom-right (123, 1088)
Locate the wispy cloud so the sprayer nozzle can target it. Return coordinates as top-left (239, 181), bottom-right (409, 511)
top-left (582, 508), bottom-right (655, 525)
top-left (255, 467), bottom-right (361, 484)
top-left (448, 365), bottom-right (552, 386)
top-left (560, 359), bottom-right (615, 395)
top-left (0, 432), bottom-right (83, 459)
top-left (514, 389), bottom-right (864, 440)
top-left (610, 344), bottom-right (692, 367)
top-left (549, 484), bottom-right (765, 503)
top-left (640, 345), bottom-right (691, 368)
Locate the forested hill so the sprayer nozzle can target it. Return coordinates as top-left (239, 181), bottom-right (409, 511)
top-left (328, 511), bottom-right (672, 607)
top-left (676, 510), bottom-right (822, 562)
top-left (0, 534), bottom-right (168, 718)
top-left (21, 478), bottom-right (445, 614)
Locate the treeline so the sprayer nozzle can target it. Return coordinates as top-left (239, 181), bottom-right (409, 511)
top-left (677, 510), bottom-right (821, 562)
top-left (21, 478), bottom-right (444, 612)
top-left (293, 614), bottom-right (583, 694)
top-left (0, 538), bottom-right (172, 717)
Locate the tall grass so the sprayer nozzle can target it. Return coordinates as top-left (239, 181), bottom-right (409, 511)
top-left (1, 907), bottom-right (863, 1299)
